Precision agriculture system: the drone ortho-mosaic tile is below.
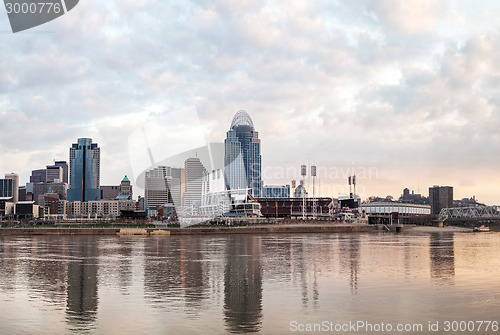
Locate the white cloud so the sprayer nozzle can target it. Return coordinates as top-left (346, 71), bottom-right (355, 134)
top-left (1, 0), bottom-right (500, 203)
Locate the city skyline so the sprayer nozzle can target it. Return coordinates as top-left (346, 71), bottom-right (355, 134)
top-left (1, 1), bottom-right (500, 203)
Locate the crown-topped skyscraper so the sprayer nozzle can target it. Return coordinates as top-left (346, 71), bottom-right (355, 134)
top-left (224, 110), bottom-right (262, 197)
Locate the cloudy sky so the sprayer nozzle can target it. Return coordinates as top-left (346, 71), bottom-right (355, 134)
top-left (1, 0), bottom-right (500, 203)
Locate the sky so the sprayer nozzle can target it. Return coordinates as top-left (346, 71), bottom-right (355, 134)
top-left (1, 0), bottom-right (500, 204)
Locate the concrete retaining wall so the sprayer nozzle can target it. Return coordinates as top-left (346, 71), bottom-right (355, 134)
top-left (0, 224), bottom-right (376, 236)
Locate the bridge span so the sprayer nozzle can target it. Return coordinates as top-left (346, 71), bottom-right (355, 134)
top-left (439, 206), bottom-right (500, 228)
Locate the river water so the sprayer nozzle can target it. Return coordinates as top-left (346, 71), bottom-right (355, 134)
top-left (0, 230), bottom-right (499, 334)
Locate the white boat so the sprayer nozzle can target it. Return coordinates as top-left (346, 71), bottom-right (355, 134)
top-left (473, 225), bottom-right (490, 232)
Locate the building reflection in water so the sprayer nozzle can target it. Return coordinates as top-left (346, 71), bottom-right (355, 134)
top-left (117, 238), bottom-right (134, 293)
top-left (0, 236), bottom-right (18, 293)
top-left (66, 237), bottom-right (99, 333)
top-left (25, 237), bottom-right (68, 304)
top-left (348, 236), bottom-right (360, 295)
top-left (337, 235), bottom-right (361, 295)
top-left (143, 237), bottom-right (181, 303)
top-left (429, 232), bottom-right (455, 283)
top-left (178, 237), bottom-right (206, 311)
top-left (297, 238), bottom-right (321, 309)
top-left (224, 236), bottom-right (263, 334)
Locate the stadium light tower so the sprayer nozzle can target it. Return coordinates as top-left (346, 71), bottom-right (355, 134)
top-left (301, 164), bottom-right (306, 220)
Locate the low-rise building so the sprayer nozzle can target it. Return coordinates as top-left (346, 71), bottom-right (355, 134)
top-left (15, 201), bottom-right (39, 219)
top-left (360, 202), bottom-right (431, 216)
top-left (66, 199), bottom-right (138, 218)
top-left (0, 197), bottom-right (14, 218)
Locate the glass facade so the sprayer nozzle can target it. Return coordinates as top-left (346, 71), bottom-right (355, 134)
top-left (67, 138), bottom-right (101, 202)
top-left (0, 179), bottom-right (13, 198)
top-left (262, 185), bottom-right (290, 198)
top-left (224, 111), bottom-right (262, 197)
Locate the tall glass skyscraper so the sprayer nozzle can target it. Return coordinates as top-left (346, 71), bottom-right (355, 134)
top-left (224, 110), bottom-right (262, 197)
top-left (67, 138), bottom-right (101, 202)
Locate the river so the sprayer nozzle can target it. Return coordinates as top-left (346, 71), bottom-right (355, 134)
top-left (0, 230), bottom-right (499, 334)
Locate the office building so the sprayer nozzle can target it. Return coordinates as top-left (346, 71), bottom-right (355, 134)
top-left (100, 186), bottom-right (120, 200)
top-left (67, 138), bottom-right (101, 202)
top-left (46, 165), bottom-right (63, 183)
top-left (429, 186), bottom-right (453, 215)
top-left (183, 158), bottom-right (206, 207)
top-left (224, 110), bottom-right (262, 197)
top-left (33, 182), bottom-right (67, 204)
top-left (5, 173), bottom-right (19, 203)
top-left (145, 166), bottom-right (184, 213)
top-left (145, 166), bottom-right (170, 212)
top-left (101, 176), bottom-right (133, 201)
top-left (54, 161), bottom-right (69, 183)
top-left (18, 186), bottom-right (27, 201)
top-left (293, 181), bottom-right (307, 198)
top-left (0, 178), bottom-right (14, 200)
top-left (170, 168), bottom-right (183, 207)
top-left (137, 196), bottom-right (145, 211)
top-left (25, 183), bottom-right (34, 201)
top-left (262, 185), bottom-right (290, 198)
top-left (30, 169), bottom-right (46, 183)
top-left (119, 175), bottom-right (133, 199)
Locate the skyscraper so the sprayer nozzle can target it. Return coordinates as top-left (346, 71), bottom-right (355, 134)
top-left (183, 157), bottom-right (206, 207)
top-left (119, 175), bottom-right (133, 199)
top-left (0, 178), bottom-right (14, 200)
top-left (145, 166), bottom-right (170, 212)
top-left (170, 167), bottom-right (183, 207)
top-left (46, 165), bottom-right (63, 183)
top-left (55, 161), bottom-right (69, 183)
top-left (67, 138), bottom-right (101, 202)
top-left (30, 169), bottom-right (46, 183)
top-left (429, 185), bottom-right (453, 215)
top-left (4, 173), bottom-right (19, 203)
top-left (224, 110), bottom-right (262, 197)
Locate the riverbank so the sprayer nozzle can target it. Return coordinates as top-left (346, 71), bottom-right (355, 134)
top-left (0, 224), bottom-right (377, 236)
top-left (0, 224), bottom-right (482, 236)
top-left (404, 225), bottom-right (473, 233)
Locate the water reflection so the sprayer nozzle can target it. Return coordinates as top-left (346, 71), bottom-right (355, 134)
top-left (25, 237), bottom-right (67, 305)
top-left (0, 232), bottom-right (499, 335)
top-left (117, 238), bottom-right (134, 293)
top-left (429, 232), bottom-right (455, 283)
top-left (179, 237), bottom-right (207, 311)
top-left (224, 236), bottom-right (263, 334)
top-left (0, 236), bottom-right (20, 293)
top-left (347, 236), bottom-right (360, 294)
top-left (143, 237), bottom-right (181, 303)
top-left (66, 237), bottom-right (99, 333)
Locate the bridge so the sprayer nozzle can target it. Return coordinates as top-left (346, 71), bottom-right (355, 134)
top-left (438, 206), bottom-right (500, 228)
top-left (439, 206), bottom-right (500, 219)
